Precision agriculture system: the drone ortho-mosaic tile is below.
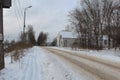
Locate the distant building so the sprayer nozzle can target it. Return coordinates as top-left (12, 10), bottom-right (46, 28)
top-left (80, 34), bottom-right (112, 48)
top-left (57, 30), bottom-right (77, 47)
top-left (57, 29), bottom-right (113, 48)
top-left (99, 35), bottom-right (112, 48)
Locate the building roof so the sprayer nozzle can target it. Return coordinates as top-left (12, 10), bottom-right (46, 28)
top-left (59, 30), bottom-right (77, 39)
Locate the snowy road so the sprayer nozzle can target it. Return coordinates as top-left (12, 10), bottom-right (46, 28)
top-left (19, 53), bottom-right (42, 80)
top-left (45, 47), bottom-right (120, 80)
top-left (0, 47), bottom-right (83, 80)
top-left (0, 46), bottom-right (120, 80)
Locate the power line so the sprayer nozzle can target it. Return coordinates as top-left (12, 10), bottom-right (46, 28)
top-left (17, 0), bottom-right (24, 18)
top-left (12, 0), bottom-right (32, 28)
top-left (12, 0), bottom-right (22, 27)
top-left (14, 0), bottom-right (23, 21)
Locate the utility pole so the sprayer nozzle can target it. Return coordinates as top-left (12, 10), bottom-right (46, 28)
top-left (0, 2), bottom-right (4, 70)
top-left (0, 0), bottom-right (11, 70)
top-left (23, 6), bottom-right (32, 42)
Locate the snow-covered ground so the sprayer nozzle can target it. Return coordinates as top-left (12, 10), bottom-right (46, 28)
top-left (0, 46), bottom-right (120, 80)
top-left (51, 47), bottom-right (120, 63)
top-left (0, 46), bottom-right (83, 80)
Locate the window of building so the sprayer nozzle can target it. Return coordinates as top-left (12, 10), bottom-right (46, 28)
top-left (64, 40), bottom-right (67, 47)
top-left (104, 40), bottom-right (107, 45)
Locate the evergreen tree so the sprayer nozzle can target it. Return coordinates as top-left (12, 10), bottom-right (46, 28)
top-left (37, 32), bottom-right (47, 46)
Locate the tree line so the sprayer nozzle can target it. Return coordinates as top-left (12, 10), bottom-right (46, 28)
top-left (4, 25), bottom-right (48, 52)
top-left (69, 0), bottom-right (120, 49)
top-left (20, 25), bottom-right (48, 46)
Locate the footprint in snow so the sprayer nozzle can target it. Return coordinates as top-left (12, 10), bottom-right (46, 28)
top-left (65, 73), bottom-right (72, 80)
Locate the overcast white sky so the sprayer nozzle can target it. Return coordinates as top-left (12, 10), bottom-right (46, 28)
top-left (3, 0), bottom-right (80, 42)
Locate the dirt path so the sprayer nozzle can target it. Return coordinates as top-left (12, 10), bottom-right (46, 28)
top-left (45, 47), bottom-right (120, 80)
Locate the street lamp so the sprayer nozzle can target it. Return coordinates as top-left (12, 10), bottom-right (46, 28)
top-left (23, 6), bottom-right (32, 34)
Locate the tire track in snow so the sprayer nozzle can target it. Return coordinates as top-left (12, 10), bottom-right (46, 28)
top-left (36, 52), bottom-right (45, 80)
top-left (31, 53), bottom-right (41, 80)
top-left (35, 52), bottom-right (42, 80)
top-left (40, 47), bottom-right (84, 80)
top-left (18, 56), bottom-right (31, 80)
top-left (46, 48), bottom-right (120, 80)
top-left (20, 52), bottom-right (42, 80)
top-left (50, 48), bottom-right (120, 69)
top-left (21, 55), bottom-right (35, 80)
top-left (29, 55), bottom-right (36, 80)
top-left (24, 56), bottom-right (33, 80)
top-left (31, 56), bottom-right (36, 80)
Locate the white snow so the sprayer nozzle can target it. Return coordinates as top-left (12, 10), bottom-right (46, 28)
top-left (51, 47), bottom-right (120, 63)
top-left (0, 46), bottom-right (120, 80)
top-left (0, 46), bottom-right (83, 80)
top-left (59, 30), bottom-right (77, 38)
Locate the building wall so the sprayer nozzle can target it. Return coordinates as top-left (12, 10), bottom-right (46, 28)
top-left (57, 34), bottom-right (62, 47)
top-left (63, 38), bottom-right (75, 47)
top-left (101, 35), bottom-right (113, 48)
top-left (57, 36), bottom-right (76, 47)
top-left (57, 32), bottom-right (113, 48)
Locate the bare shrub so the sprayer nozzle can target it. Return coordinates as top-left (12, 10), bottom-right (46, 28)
top-left (13, 50), bottom-right (19, 61)
top-left (71, 42), bottom-right (78, 50)
top-left (5, 41), bottom-right (32, 53)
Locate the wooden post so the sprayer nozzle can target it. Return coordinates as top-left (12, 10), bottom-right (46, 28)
top-left (0, 3), bottom-right (4, 70)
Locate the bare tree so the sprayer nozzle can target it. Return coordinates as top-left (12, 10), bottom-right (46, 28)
top-left (69, 0), bottom-right (120, 49)
top-left (27, 25), bottom-right (36, 45)
top-left (19, 25), bottom-right (36, 45)
top-left (19, 32), bottom-right (27, 42)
